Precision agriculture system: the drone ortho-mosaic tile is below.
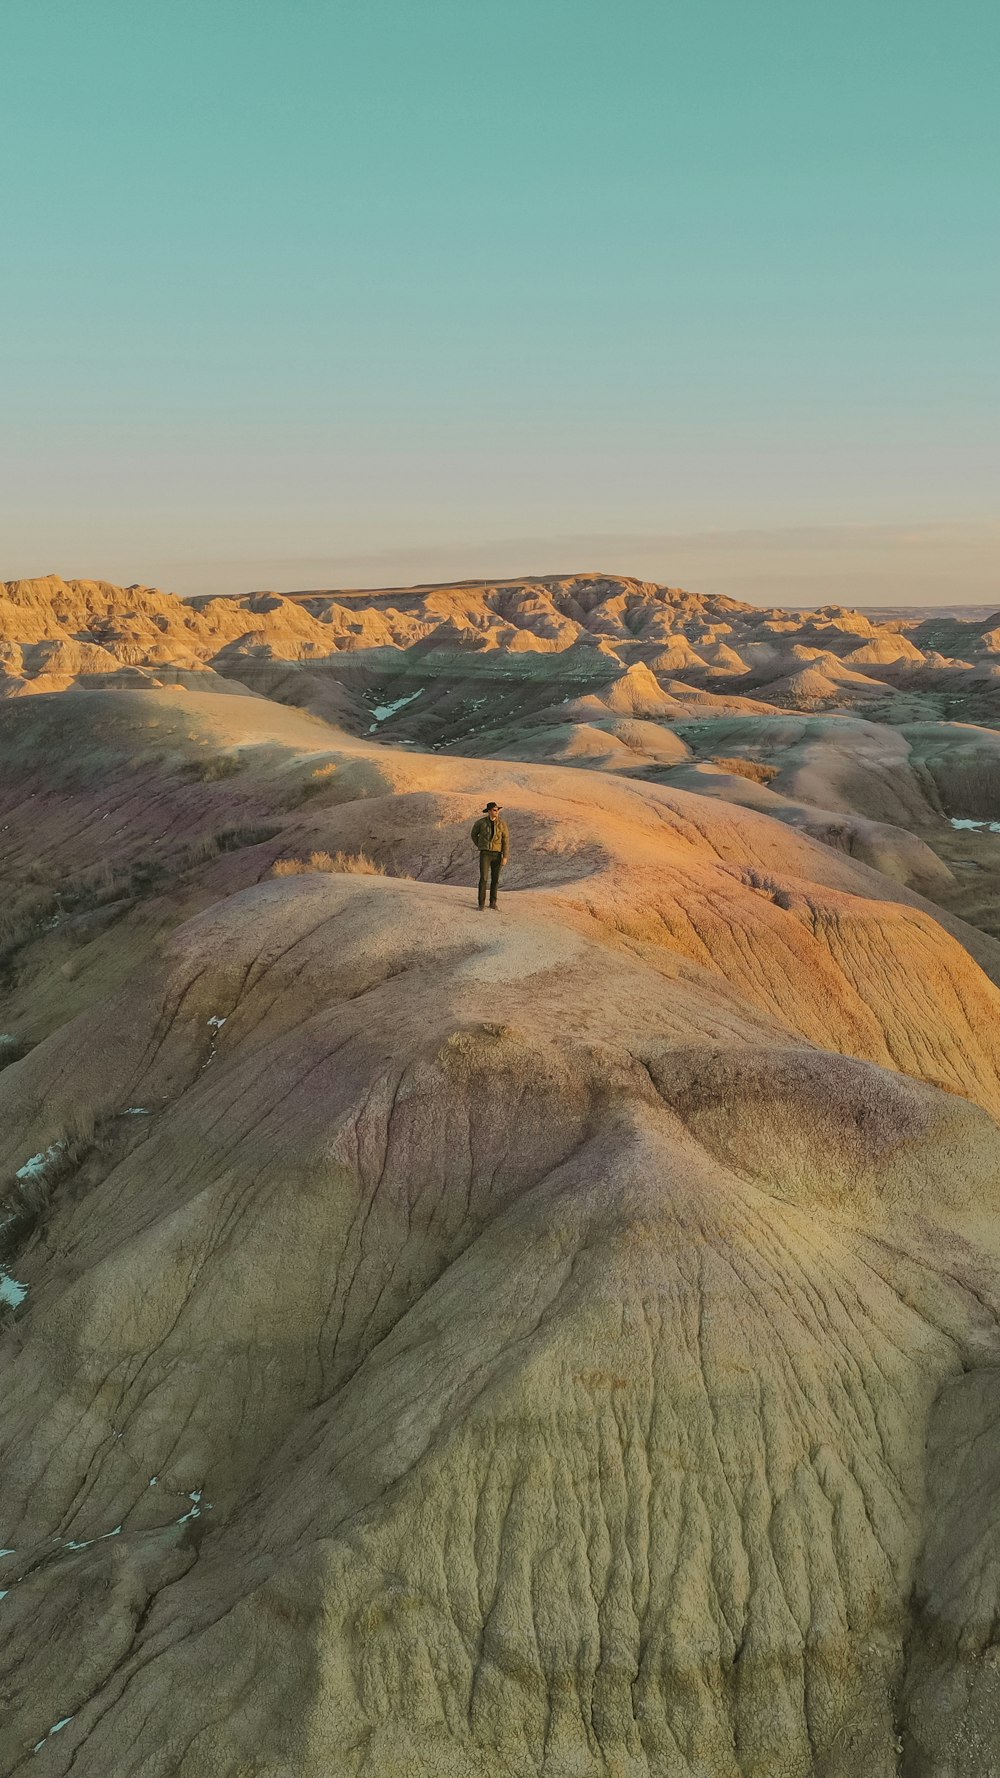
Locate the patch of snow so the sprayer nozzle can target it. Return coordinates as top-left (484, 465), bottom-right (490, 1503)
top-left (0, 1548), bottom-right (14, 1557)
top-left (0, 1590), bottom-right (7, 1601)
top-left (148, 1476), bottom-right (158, 1487)
top-left (368, 689), bottom-right (423, 731)
top-left (65, 1524), bottom-right (122, 1552)
top-left (950, 817), bottom-right (1000, 831)
top-left (207, 1014), bottom-right (227, 1029)
top-left (177, 1489), bottom-right (205, 1524)
top-left (124, 1107), bottom-right (150, 1116)
top-left (0, 1271), bottom-right (28, 1309)
top-left (15, 1142), bottom-right (65, 1181)
top-left (33, 1718), bottom-right (74, 1752)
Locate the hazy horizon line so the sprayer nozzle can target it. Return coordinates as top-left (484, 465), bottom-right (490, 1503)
top-left (8, 516), bottom-right (997, 610)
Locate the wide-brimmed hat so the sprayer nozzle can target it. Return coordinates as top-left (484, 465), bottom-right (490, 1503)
top-left (483, 800), bottom-right (501, 811)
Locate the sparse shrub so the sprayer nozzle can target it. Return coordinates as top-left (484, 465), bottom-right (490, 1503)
top-left (0, 823), bottom-right (288, 988)
top-left (74, 824), bottom-right (279, 892)
top-left (285, 762), bottom-right (339, 808)
top-left (189, 823), bottom-right (280, 859)
top-left (0, 888), bottom-right (59, 982)
top-left (74, 859), bottom-right (132, 903)
top-left (711, 757), bottom-right (780, 784)
top-left (182, 751), bottom-right (244, 783)
top-left (271, 849), bottom-right (387, 877)
top-left (215, 823), bottom-right (280, 853)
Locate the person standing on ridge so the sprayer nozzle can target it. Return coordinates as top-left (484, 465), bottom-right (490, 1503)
top-left (471, 800), bottom-right (509, 910)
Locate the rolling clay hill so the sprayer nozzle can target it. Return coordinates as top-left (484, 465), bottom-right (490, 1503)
top-left (3, 576), bottom-right (1000, 1776)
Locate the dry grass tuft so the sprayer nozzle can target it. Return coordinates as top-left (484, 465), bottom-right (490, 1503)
top-left (287, 761), bottom-right (339, 807)
top-left (0, 889), bottom-right (57, 980)
top-left (272, 849), bottom-right (387, 878)
top-left (182, 751), bottom-right (244, 782)
top-left (0, 824), bottom-right (280, 985)
top-left (711, 757), bottom-right (781, 784)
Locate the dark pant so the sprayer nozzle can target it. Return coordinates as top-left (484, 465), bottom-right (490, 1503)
top-left (478, 851), bottom-right (503, 907)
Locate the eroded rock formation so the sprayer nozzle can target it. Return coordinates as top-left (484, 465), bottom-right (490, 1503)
top-left (2, 576), bottom-right (1000, 1775)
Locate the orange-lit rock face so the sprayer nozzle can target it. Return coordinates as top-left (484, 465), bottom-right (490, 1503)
top-left (2, 575), bottom-right (1000, 1775)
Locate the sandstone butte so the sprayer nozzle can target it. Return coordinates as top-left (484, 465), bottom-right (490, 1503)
top-left (2, 573), bottom-right (1000, 1776)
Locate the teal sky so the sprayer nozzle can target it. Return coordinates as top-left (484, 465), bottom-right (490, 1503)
top-left (2, 0), bottom-right (997, 604)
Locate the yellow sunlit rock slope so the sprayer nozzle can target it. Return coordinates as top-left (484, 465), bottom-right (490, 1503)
top-left (1, 583), bottom-right (1000, 1776)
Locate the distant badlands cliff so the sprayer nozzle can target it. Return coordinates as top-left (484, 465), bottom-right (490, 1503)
top-left (3, 571), bottom-right (1000, 711)
top-left (3, 573), bottom-right (1000, 1775)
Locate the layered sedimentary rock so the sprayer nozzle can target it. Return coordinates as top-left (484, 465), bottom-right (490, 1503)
top-left (2, 578), bottom-right (1000, 1775)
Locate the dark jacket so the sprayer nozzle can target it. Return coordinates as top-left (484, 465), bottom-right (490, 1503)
top-left (471, 815), bottom-right (509, 859)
